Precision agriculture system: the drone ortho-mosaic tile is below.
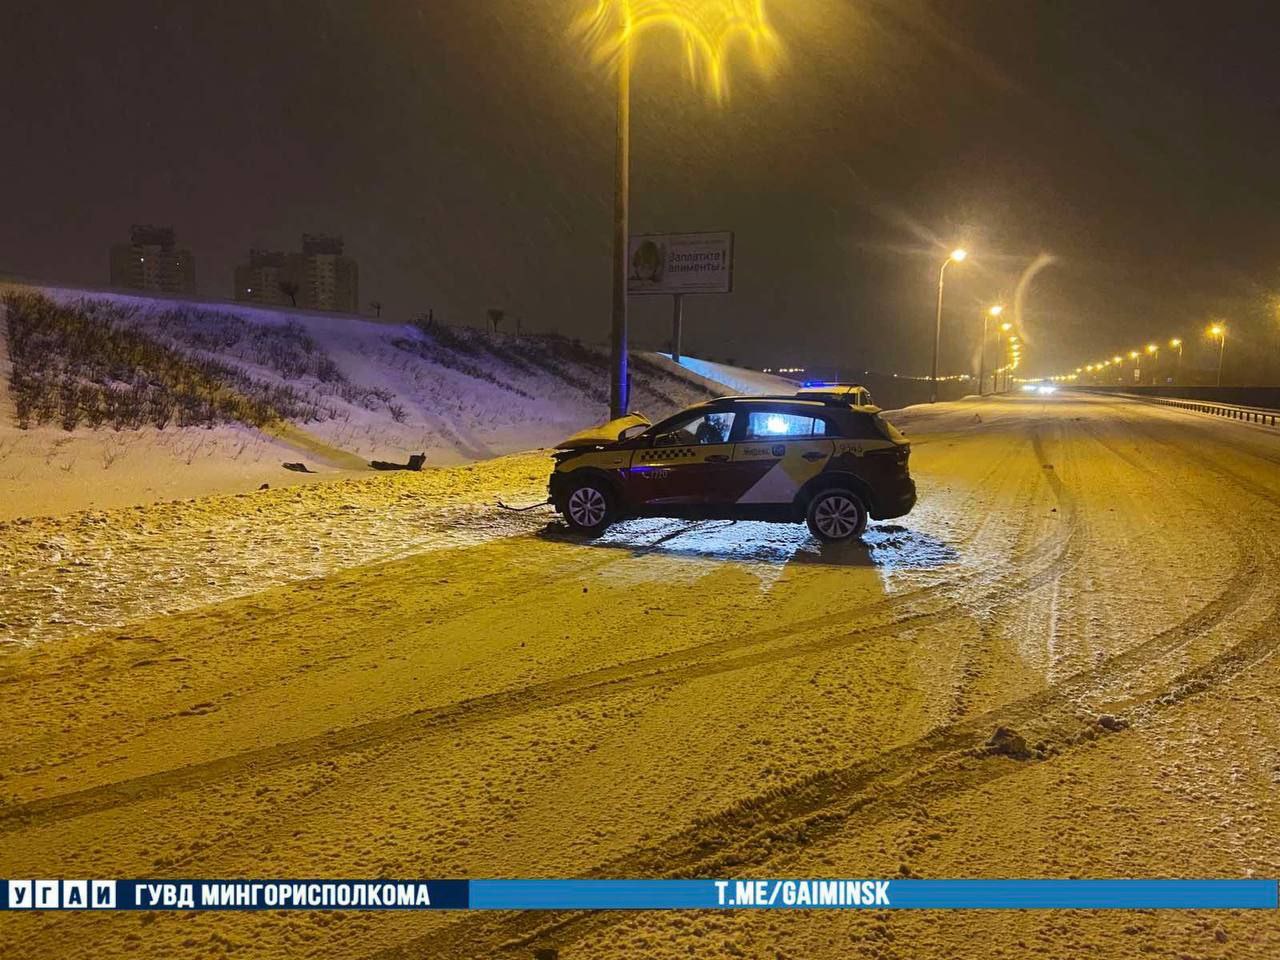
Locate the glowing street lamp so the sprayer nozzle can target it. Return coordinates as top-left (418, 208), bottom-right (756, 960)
top-left (577, 1), bottom-right (781, 417)
top-left (979, 304), bottom-right (1003, 397)
top-left (1144, 343), bottom-right (1159, 385)
top-left (1208, 323), bottom-right (1227, 386)
top-left (1169, 337), bottom-right (1183, 384)
top-left (930, 248), bottom-right (968, 403)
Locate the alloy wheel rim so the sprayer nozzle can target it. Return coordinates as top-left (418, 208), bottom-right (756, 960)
top-left (815, 495), bottom-right (859, 538)
top-left (568, 487), bottom-right (607, 527)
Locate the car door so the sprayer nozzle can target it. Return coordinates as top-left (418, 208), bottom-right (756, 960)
top-left (730, 407), bottom-right (835, 505)
top-left (627, 410), bottom-right (738, 506)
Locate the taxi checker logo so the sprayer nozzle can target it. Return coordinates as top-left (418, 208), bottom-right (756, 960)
top-left (7, 880), bottom-right (117, 909)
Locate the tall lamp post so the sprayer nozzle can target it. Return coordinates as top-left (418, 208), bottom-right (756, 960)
top-left (1112, 355), bottom-right (1123, 385)
top-left (581, 2), bottom-right (781, 419)
top-left (1169, 338), bottom-right (1183, 384)
top-left (1209, 323), bottom-right (1227, 386)
top-left (930, 248), bottom-right (968, 403)
top-left (979, 304), bottom-right (1003, 397)
top-left (609, 38), bottom-right (632, 419)
top-left (1145, 343), bottom-right (1159, 385)
top-left (994, 321), bottom-right (1012, 393)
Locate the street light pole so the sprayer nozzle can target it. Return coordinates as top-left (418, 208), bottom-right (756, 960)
top-left (1170, 338), bottom-right (1182, 385)
top-left (931, 249), bottom-right (966, 403)
top-left (995, 322), bottom-right (1012, 393)
top-left (1210, 324), bottom-right (1227, 387)
top-left (608, 41), bottom-right (632, 420)
top-left (979, 305), bottom-right (1002, 398)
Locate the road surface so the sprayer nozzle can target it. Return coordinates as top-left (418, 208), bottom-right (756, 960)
top-left (3, 392), bottom-right (1280, 958)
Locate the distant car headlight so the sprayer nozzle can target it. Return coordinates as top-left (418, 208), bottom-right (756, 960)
top-left (1021, 384), bottom-right (1038, 393)
top-left (1037, 385), bottom-right (1057, 395)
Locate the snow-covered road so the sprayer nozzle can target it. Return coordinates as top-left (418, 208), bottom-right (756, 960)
top-left (3, 392), bottom-right (1280, 959)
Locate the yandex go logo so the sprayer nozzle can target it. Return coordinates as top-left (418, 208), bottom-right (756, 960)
top-left (6, 880), bottom-right (116, 909)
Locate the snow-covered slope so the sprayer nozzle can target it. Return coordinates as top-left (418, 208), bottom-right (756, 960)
top-left (0, 283), bottom-right (777, 518)
top-left (660, 354), bottom-right (798, 396)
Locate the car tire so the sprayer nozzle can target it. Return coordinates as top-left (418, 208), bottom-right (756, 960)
top-left (806, 488), bottom-right (868, 542)
top-left (563, 478), bottom-right (615, 536)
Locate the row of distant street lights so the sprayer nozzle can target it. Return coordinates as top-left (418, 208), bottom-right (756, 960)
top-left (1046, 322), bottom-right (1228, 389)
top-left (931, 248), bottom-right (1020, 402)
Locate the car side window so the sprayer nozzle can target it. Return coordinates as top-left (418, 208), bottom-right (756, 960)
top-left (655, 412), bottom-right (736, 446)
top-left (744, 411), bottom-right (825, 440)
top-left (832, 412), bottom-right (889, 440)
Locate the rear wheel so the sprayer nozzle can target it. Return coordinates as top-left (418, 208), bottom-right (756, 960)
top-left (806, 488), bottom-right (867, 542)
top-left (563, 479), bottom-right (614, 536)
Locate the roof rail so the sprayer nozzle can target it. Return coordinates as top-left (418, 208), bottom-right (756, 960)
top-left (705, 394), bottom-right (863, 408)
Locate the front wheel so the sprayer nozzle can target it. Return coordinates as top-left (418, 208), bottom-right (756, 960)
top-left (806, 488), bottom-right (867, 542)
top-left (563, 479), bottom-right (614, 536)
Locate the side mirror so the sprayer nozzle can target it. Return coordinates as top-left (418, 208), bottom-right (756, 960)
top-left (620, 424), bottom-right (648, 442)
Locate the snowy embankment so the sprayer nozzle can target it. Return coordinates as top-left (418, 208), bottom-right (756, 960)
top-left (0, 284), bottom-right (766, 519)
top-left (659, 354), bottom-right (799, 395)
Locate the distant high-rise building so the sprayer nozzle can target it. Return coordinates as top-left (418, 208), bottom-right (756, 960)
top-left (233, 250), bottom-right (293, 307)
top-left (233, 234), bottom-right (358, 313)
top-left (109, 225), bottom-right (196, 294)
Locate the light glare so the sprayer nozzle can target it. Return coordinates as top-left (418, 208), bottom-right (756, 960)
top-left (577, 0), bottom-right (781, 101)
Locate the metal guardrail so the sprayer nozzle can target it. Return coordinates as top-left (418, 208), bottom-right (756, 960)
top-left (1110, 391), bottom-right (1280, 427)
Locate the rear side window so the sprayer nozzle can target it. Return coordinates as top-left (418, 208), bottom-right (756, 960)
top-left (829, 412), bottom-right (890, 440)
top-left (744, 411), bottom-right (827, 440)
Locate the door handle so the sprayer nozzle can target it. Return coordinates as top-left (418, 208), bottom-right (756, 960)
top-left (705, 454), bottom-right (729, 462)
top-left (802, 451), bottom-right (825, 462)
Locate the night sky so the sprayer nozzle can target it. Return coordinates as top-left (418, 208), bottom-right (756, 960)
top-left (3, 1), bottom-right (1279, 380)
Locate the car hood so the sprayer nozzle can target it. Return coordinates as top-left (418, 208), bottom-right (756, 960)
top-left (554, 413), bottom-right (651, 450)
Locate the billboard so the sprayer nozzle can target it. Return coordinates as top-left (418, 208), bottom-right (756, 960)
top-left (628, 231), bottom-right (734, 296)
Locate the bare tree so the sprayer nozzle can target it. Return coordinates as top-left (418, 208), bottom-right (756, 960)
top-left (487, 308), bottom-right (505, 333)
top-left (369, 300), bottom-right (383, 318)
top-left (278, 280), bottom-right (299, 307)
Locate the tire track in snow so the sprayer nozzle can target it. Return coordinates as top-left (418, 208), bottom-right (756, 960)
top-left (372, 407), bottom-right (1280, 960)
top-left (0, 460), bottom-right (1083, 833)
top-left (941, 417), bottom-right (1085, 720)
top-left (385, 553), bottom-right (1274, 960)
top-left (89, 435), bottom-right (1079, 873)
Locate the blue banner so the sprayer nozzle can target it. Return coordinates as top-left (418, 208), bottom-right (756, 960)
top-left (2, 878), bottom-right (1275, 911)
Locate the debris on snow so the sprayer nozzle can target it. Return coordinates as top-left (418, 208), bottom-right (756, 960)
top-left (981, 726), bottom-right (1034, 760)
top-left (370, 453), bottom-right (427, 472)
